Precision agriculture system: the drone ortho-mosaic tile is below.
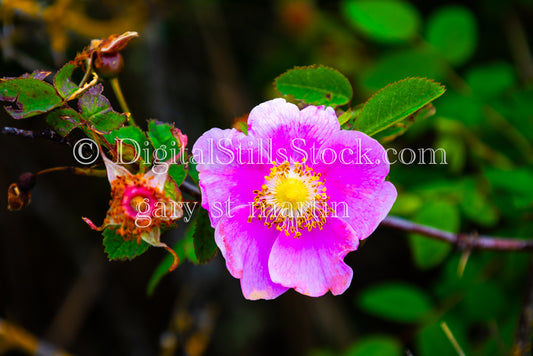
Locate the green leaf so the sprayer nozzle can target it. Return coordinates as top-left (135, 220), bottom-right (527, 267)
top-left (373, 103), bottom-right (436, 143)
top-left (435, 134), bottom-right (466, 173)
top-left (188, 161), bottom-right (200, 184)
top-left (103, 227), bottom-right (150, 260)
top-left (426, 6), bottom-right (477, 65)
top-left (342, 0), bottom-right (420, 43)
top-left (168, 164), bottom-right (188, 187)
top-left (147, 219), bottom-right (199, 296)
top-left (465, 62), bottom-right (515, 99)
top-left (275, 65), bottom-right (353, 106)
top-left (147, 120), bottom-right (186, 163)
top-left (0, 77), bottom-right (63, 119)
top-left (362, 48), bottom-right (447, 91)
top-left (408, 201), bottom-right (459, 269)
top-left (358, 282), bottom-right (433, 322)
top-left (388, 192), bottom-right (423, 216)
top-left (356, 78), bottom-right (445, 136)
top-left (485, 167), bottom-right (533, 210)
top-left (344, 336), bottom-right (402, 356)
top-left (54, 63), bottom-right (80, 100)
top-left (458, 180), bottom-right (498, 227)
top-left (105, 126), bottom-right (150, 164)
top-left (193, 207), bottom-right (217, 263)
top-left (45, 107), bottom-right (82, 137)
top-left (462, 282), bottom-right (505, 322)
top-left (338, 105), bottom-right (363, 128)
top-left (78, 84), bottom-right (127, 133)
top-left (238, 121), bottom-right (249, 135)
top-left (416, 318), bottom-right (467, 356)
top-left (338, 109), bottom-right (356, 126)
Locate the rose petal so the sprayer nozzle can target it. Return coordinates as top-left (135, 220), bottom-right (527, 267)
top-left (312, 130), bottom-right (397, 238)
top-left (313, 130), bottom-right (391, 184)
top-left (215, 205), bottom-right (288, 300)
top-left (102, 154), bottom-right (131, 183)
top-left (330, 181), bottom-right (396, 239)
top-left (144, 168), bottom-right (168, 191)
top-left (247, 99), bottom-right (340, 162)
top-left (192, 128), bottom-right (271, 228)
top-left (269, 217), bottom-right (358, 297)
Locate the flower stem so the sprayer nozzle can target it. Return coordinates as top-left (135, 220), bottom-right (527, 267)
top-left (79, 60), bottom-right (92, 87)
top-left (109, 77), bottom-right (136, 126)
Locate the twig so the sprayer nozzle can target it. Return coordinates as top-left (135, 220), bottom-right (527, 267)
top-left (180, 180), bottom-right (202, 200)
top-left (381, 216), bottom-right (533, 251)
top-left (1, 127), bottom-right (75, 146)
top-left (180, 181), bottom-right (533, 251)
top-left (512, 255), bottom-right (533, 355)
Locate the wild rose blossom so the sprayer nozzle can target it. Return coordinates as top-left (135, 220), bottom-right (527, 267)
top-left (192, 98), bottom-right (397, 300)
top-left (83, 154), bottom-right (182, 270)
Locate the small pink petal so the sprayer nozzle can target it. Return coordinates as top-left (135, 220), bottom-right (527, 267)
top-left (102, 153), bottom-right (131, 183)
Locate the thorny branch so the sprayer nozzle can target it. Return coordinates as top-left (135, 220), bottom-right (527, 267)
top-left (380, 216), bottom-right (533, 251)
top-left (180, 181), bottom-right (533, 252)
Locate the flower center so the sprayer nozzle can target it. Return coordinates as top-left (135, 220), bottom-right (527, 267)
top-left (249, 160), bottom-right (332, 238)
top-left (121, 186), bottom-right (156, 220)
top-left (273, 177), bottom-right (309, 211)
top-left (130, 195), bottom-right (148, 211)
top-left (105, 174), bottom-right (176, 239)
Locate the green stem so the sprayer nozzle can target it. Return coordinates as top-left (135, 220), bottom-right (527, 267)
top-left (109, 77), bottom-right (136, 126)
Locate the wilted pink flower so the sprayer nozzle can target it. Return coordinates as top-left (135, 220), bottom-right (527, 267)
top-left (83, 154), bottom-right (182, 270)
top-left (192, 98), bottom-right (396, 300)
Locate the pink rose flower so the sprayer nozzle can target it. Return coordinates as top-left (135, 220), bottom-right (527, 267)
top-left (83, 154), bottom-right (182, 271)
top-left (193, 98), bottom-right (396, 299)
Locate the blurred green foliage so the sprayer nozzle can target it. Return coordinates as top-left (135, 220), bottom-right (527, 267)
top-left (1, 0), bottom-right (532, 355)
